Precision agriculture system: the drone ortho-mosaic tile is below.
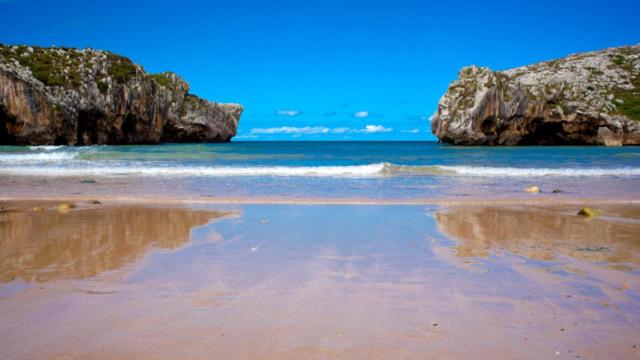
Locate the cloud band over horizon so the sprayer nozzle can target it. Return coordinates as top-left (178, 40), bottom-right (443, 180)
top-left (248, 124), bottom-right (393, 135)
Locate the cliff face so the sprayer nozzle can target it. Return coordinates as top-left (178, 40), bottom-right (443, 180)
top-left (432, 45), bottom-right (640, 145)
top-left (0, 45), bottom-right (242, 145)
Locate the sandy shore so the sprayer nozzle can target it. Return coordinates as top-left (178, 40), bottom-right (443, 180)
top-left (2, 194), bottom-right (640, 206)
top-left (0, 200), bottom-right (639, 359)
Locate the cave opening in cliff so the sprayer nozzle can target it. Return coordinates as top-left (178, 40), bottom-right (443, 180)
top-left (521, 120), bottom-right (569, 145)
top-left (480, 116), bottom-right (497, 134)
top-left (54, 136), bottom-right (69, 146)
top-left (0, 105), bottom-right (17, 145)
top-left (121, 114), bottom-right (146, 144)
top-left (77, 110), bottom-right (101, 145)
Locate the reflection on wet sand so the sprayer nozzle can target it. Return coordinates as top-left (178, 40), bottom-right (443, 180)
top-left (0, 204), bottom-right (638, 360)
top-left (435, 205), bottom-right (640, 266)
top-left (0, 203), bottom-right (232, 282)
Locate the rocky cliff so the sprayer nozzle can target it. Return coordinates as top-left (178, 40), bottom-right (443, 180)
top-left (0, 45), bottom-right (242, 145)
top-left (432, 45), bottom-right (640, 145)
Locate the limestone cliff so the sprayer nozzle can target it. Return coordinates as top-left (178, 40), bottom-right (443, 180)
top-left (432, 45), bottom-right (640, 145)
top-left (0, 45), bottom-right (242, 145)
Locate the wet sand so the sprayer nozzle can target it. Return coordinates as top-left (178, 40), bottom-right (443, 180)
top-left (3, 170), bottom-right (640, 204)
top-left (0, 201), bottom-right (639, 359)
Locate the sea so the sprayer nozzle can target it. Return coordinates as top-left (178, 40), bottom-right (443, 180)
top-left (1, 141), bottom-right (639, 201)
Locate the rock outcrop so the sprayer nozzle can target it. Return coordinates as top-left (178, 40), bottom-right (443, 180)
top-left (0, 45), bottom-right (242, 145)
top-left (432, 45), bottom-right (640, 145)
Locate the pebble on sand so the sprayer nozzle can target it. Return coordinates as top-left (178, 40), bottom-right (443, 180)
top-left (88, 200), bottom-right (102, 205)
top-left (57, 203), bottom-right (76, 212)
top-left (577, 207), bottom-right (601, 217)
top-left (525, 186), bottom-right (540, 193)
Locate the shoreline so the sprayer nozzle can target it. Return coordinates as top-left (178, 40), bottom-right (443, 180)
top-left (2, 194), bottom-right (640, 206)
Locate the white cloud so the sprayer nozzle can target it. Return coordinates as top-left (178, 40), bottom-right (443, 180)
top-left (251, 126), bottom-right (330, 135)
top-left (275, 109), bottom-right (301, 116)
top-left (248, 125), bottom-right (393, 136)
top-left (405, 114), bottom-right (431, 121)
top-left (362, 125), bottom-right (392, 133)
top-left (353, 111), bottom-right (369, 118)
top-left (402, 129), bottom-right (420, 134)
top-left (331, 127), bottom-right (351, 134)
top-left (235, 134), bottom-right (259, 139)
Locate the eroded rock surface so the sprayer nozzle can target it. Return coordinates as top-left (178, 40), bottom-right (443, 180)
top-left (432, 45), bottom-right (640, 145)
top-left (0, 45), bottom-right (242, 145)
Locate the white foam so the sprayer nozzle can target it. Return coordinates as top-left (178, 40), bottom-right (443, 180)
top-left (27, 145), bottom-right (65, 151)
top-left (0, 162), bottom-right (638, 178)
top-left (0, 163), bottom-right (387, 177)
top-left (436, 165), bottom-right (640, 177)
top-left (0, 152), bottom-right (77, 161)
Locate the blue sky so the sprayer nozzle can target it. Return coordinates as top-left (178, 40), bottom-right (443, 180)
top-left (1, 0), bottom-right (639, 140)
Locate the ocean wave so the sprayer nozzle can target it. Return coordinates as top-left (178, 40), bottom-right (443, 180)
top-left (384, 164), bottom-right (640, 177)
top-left (27, 145), bottom-right (66, 151)
top-left (0, 163), bottom-right (386, 177)
top-left (0, 152), bottom-right (77, 161)
top-left (436, 165), bottom-right (640, 177)
top-left (0, 162), bottom-right (638, 178)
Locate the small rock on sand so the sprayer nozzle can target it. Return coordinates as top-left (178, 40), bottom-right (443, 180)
top-left (32, 206), bottom-right (45, 212)
top-left (525, 186), bottom-right (540, 193)
top-left (57, 203), bottom-right (76, 212)
top-left (88, 200), bottom-right (101, 205)
top-left (577, 207), bottom-right (601, 217)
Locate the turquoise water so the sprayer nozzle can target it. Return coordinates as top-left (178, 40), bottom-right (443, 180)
top-left (1, 141), bottom-right (639, 200)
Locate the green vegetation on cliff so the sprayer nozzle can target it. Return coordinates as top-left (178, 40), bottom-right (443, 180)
top-left (613, 76), bottom-right (640, 121)
top-left (0, 45), bottom-right (82, 87)
top-left (0, 45), bottom-right (142, 88)
top-left (149, 72), bottom-right (175, 88)
top-left (105, 53), bottom-right (138, 84)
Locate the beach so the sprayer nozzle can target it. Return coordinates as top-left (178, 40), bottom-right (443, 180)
top-left (2, 0), bottom-right (640, 358)
top-left (0, 142), bottom-right (639, 359)
top-left (0, 199), bottom-right (639, 359)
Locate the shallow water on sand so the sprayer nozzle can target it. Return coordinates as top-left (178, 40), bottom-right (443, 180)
top-left (1, 202), bottom-right (638, 359)
top-left (1, 142), bottom-right (639, 201)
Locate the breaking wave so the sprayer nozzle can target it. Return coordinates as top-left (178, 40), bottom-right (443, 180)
top-left (0, 162), bottom-right (638, 178)
top-left (382, 164), bottom-right (640, 177)
top-left (0, 152), bottom-right (77, 161)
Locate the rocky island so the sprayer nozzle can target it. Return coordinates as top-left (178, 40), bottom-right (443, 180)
top-left (432, 45), bottom-right (640, 145)
top-left (0, 45), bottom-right (242, 145)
